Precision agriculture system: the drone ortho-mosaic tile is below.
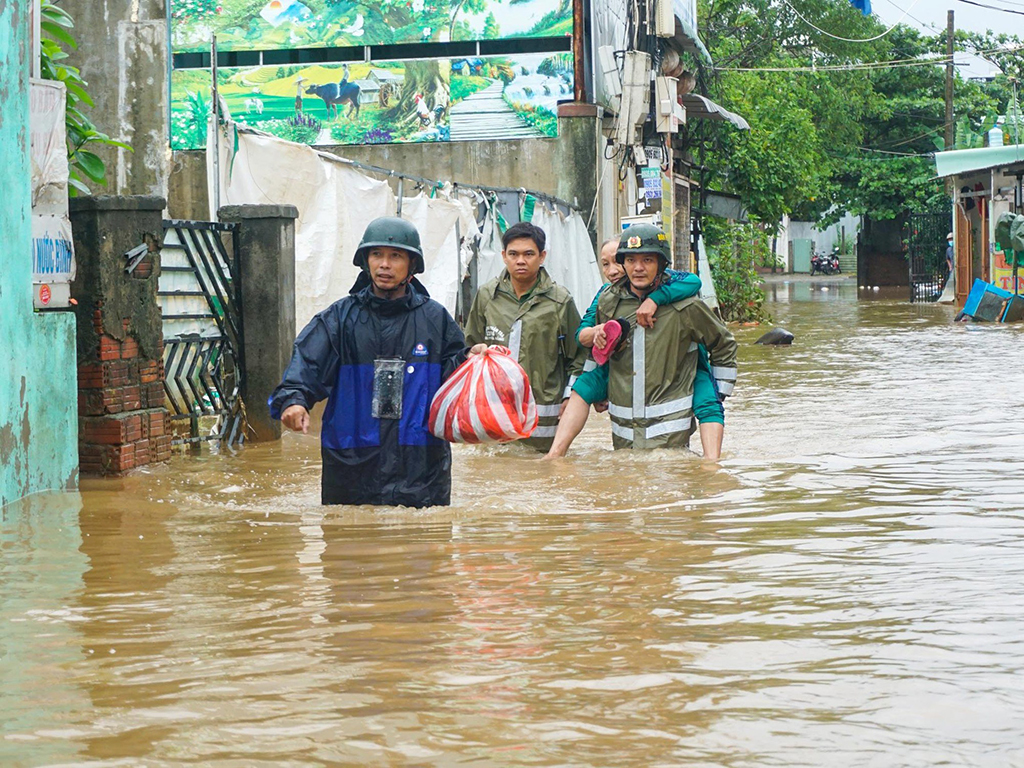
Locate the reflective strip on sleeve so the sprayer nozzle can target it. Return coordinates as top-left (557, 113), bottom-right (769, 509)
top-left (531, 425), bottom-right (557, 438)
top-left (712, 366), bottom-right (737, 380)
top-left (688, 342), bottom-right (698, 352)
top-left (583, 359), bottom-right (598, 372)
top-left (645, 395), bottom-right (693, 419)
top-left (717, 381), bottom-right (735, 396)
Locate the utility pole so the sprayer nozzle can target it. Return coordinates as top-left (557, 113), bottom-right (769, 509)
top-left (945, 10), bottom-right (954, 153)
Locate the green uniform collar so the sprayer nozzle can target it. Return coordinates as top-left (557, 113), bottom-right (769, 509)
top-left (497, 267), bottom-right (555, 303)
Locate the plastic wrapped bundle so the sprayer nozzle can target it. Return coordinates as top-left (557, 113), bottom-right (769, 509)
top-left (429, 346), bottom-right (538, 443)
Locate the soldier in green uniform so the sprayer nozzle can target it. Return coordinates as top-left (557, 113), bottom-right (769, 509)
top-left (464, 221), bottom-right (586, 451)
top-left (598, 224), bottom-right (737, 452)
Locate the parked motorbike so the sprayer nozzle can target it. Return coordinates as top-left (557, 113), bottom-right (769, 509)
top-left (810, 247), bottom-right (842, 276)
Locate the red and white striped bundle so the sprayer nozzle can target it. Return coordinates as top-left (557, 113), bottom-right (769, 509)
top-left (429, 346), bottom-right (538, 443)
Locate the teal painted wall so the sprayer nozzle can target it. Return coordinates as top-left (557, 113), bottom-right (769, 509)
top-left (1, 1), bottom-right (79, 508)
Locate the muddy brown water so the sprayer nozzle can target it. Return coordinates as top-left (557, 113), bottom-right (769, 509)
top-left (4, 282), bottom-right (1024, 766)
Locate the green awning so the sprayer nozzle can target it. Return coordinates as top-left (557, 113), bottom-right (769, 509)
top-left (674, 1), bottom-right (713, 66)
top-left (934, 144), bottom-right (1024, 178)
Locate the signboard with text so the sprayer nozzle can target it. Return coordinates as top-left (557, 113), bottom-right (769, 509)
top-left (30, 79), bottom-right (75, 309)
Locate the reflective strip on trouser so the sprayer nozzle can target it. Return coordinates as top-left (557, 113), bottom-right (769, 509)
top-left (535, 403), bottom-right (563, 417)
top-left (610, 328), bottom-right (697, 447)
top-left (611, 417), bottom-right (693, 443)
top-left (608, 395), bottom-right (692, 421)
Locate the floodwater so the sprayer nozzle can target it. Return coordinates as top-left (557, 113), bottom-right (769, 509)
top-left (4, 280), bottom-right (1024, 766)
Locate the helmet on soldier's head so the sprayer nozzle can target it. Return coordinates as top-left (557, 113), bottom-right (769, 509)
top-left (353, 217), bottom-right (425, 274)
top-left (616, 224), bottom-right (671, 270)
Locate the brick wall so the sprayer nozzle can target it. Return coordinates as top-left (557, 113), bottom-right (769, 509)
top-left (77, 306), bottom-right (170, 473)
top-left (70, 196), bottom-right (170, 476)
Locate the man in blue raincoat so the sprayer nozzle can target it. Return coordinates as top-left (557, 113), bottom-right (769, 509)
top-left (270, 217), bottom-right (467, 507)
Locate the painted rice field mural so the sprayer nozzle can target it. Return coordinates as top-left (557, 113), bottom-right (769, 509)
top-left (170, 0), bottom-right (572, 53)
top-left (171, 60), bottom-right (451, 149)
top-left (449, 53), bottom-right (572, 141)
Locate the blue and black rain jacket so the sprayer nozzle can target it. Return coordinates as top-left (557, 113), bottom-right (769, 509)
top-left (270, 277), bottom-right (467, 507)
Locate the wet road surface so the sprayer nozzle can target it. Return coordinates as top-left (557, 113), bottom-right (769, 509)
top-left (3, 281), bottom-right (1024, 766)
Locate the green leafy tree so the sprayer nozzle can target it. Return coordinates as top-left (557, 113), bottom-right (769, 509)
top-left (694, 0), bottom-right (1013, 226)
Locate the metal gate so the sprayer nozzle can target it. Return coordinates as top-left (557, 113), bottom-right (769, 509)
top-left (908, 211), bottom-right (952, 303)
top-left (160, 220), bottom-right (246, 446)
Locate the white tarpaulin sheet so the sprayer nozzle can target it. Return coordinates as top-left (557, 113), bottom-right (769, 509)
top-left (531, 204), bottom-right (604, 312)
top-left (696, 236), bottom-right (720, 310)
top-left (477, 202), bottom-right (604, 312)
top-left (399, 194), bottom-right (479, 314)
top-left (210, 124), bottom-right (484, 327)
top-left (30, 78), bottom-right (75, 308)
top-left (209, 127), bottom-right (396, 328)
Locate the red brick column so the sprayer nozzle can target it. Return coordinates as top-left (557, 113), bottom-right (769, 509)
top-left (70, 196), bottom-right (171, 475)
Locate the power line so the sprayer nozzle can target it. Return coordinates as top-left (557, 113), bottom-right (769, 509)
top-left (957, 0), bottom-right (1024, 14)
top-left (877, 0), bottom-right (937, 30)
top-left (717, 42), bottom-right (1024, 72)
top-left (857, 146), bottom-right (934, 156)
top-left (718, 56), bottom-right (961, 72)
top-left (781, 0), bottom-right (925, 43)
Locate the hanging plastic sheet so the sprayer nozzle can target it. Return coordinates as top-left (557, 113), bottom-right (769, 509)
top-left (210, 124), bottom-right (396, 328)
top-left (475, 201), bottom-right (603, 312)
top-left (399, 193), bottom-right (479, 315)
top-left (530, 203), bottom-right (605, 312)
top-left (696, 236), bottom-right (720, 310)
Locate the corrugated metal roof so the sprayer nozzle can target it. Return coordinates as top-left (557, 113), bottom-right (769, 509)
top-left (934, 144), bottom-right (1024, 178)
top-left (671, 12), bottom-right (712, 66)
top-left (680, 93), bottom-right (750, 130)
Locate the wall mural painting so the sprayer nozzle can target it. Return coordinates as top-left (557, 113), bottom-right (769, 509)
top-left (449, 52), bottom-right (572, 141)
top-left (171, 60), bottom-right (452, 149)
top-left (170, 0), bottom-right (573, 53)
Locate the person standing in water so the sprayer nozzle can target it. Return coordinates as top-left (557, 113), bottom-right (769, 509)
top-left (269, 218), bottom-right (467, 507)
top-left (464, 221), bottom-right (586, 452)
top-left (545, 237), bottom-right (727, 459)
top-left (594, 225), bottom-right (736, 453)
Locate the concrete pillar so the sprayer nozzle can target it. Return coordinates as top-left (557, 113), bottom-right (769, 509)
top-left (218, 205), bottom-right (298, 442)
top-left (70, 196), bottom-right (171, 474)
top-left (62, 0), bottom-right (169, 198)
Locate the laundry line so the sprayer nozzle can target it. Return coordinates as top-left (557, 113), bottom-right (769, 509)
top-left (229, 125), bottom-right (584, 218)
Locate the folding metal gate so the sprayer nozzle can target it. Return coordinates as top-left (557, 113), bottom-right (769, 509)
top-left (908, 211), bottom-right (952, 303)
top-left (160, 220), bottom-right (246, 446)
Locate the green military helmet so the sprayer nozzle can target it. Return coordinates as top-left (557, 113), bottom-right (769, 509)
top-left (353, 217), bottom-right (425, 274)
top-left (616, 223), bottom-right (672, 268)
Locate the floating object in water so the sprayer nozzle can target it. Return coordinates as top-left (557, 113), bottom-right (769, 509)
top-left (821, 286), bottom-right (829, 292)
top-left (260, 0), bottom-right (312, 27)
top-left (754, 327), bottom-right (794, 346)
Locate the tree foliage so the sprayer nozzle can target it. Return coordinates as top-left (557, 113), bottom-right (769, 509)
top-left (692, 0), bottom-right (1019, 226)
